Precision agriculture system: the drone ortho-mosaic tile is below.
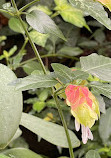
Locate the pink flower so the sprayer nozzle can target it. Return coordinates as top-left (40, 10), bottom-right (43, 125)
top-left (65, 85), bottom-right (100, 144)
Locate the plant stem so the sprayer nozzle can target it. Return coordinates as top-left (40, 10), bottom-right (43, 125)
top-left (0, 9), bottom-right (14, 16)
top-left (53, 94), bottom-right (74, 158)
top-left (19, 0), bottom-right (40, 12)
top-left (11, 1), bottom-right (75, 157)
top-left (11, 0), bottom-right (46, 74)
top-left (18, 54), bottom-right (78, 67)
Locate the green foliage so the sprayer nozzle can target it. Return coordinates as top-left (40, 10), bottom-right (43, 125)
top-left (85, 150), bottom-right (100, 158)
top-left (26, 10), bottom-right (66, 41)
top-left (99, 108), bottom-right (111, 145)
top-left (54, 0), bottom-right (88, 28)
top-left (20, 113), bottom-right (80, 148)
top-left (9, 17), bottom-right (28, 34)
top-left (3, 148), bottom-right (43, 158)
top-left (29, 30), bottom-right (49, 47)
top-left (80, 53), bottom-right (111, 82)
top-left (69, 0), bottom-right (111, 30)
top-left (0, 64), bottom-right (22, 149)
top-left (14, 74), bottom-right (58, 91)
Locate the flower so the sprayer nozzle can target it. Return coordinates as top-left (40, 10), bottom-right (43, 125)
top-left (96, 0), bottom-right (111, 11)
top-left (65, 85), bottom-right (100, 144)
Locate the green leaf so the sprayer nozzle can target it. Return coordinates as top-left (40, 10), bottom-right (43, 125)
top-left (13, 74), bottom-right (58, 91)
top-left (95, 95), bottom-right (106, 114)
top-left (29, 30), bottom-right (49, 47)
top-left (3, 148), bottom-right (43, 158)
top-left (90, 82), bottom-right (111, 99)
top-left (78, 41), bottom-right (98, 49)
top-left (80, 53), bottom-right (111, 82)
top-left (26, 10), bottom-right (66, 41)
top-left (51, 63), bottom-right (73, 83)
top-left (33, 101), bottom-right (46, 113)
top-left (57, 46), bottom-right (83, 56)
top-left (99, 108), bottom-right (111, 144)
top-left (39, 89), bottom-right (49, 101)
top-left (0, 64), bottom-right (22, 149)
top-left (55, 3), bottom-right (87, 28)
top-left (29, 5), bottom-right (52, 15)
top-left (52, 63), bottom-right (88, 83)
top-left (20, 113), bottom-right (80, 148)
top-left (22, 61), bottom-right (42, 75)
top-left (69, 0), bottom-right (111, 30)
top-left (8, 17), bottom-right (28, 34)
top-left (85, 150), bottom-right (100, 158)
top-left (71, 70), bottom-right (89, 80)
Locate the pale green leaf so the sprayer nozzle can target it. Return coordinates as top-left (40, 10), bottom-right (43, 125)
top-left (55, 3), bottom-right (87, 28)
top-left (95, 95), bottom-right (106, 114)
top-left (0, 64), bottom-right (22, 149)
top-left (13, 74), bottom-right (58, 91)
top-left (85, 150), bottom-right (100, 158)
top-left (26, 10), bottom-right (66, 41)
top-left (90, 82), bottom-right (111, 99)
top-left (3, 148), bottom-right (43, 158)
top-left (20, 113), bottom-right (80, 148)
top-left (22, 61), bottom-right (42, 75)
top-left (29, 30), bottom-right (49, 47)
top-left (69, 0), bottom-right (111, 30)
top-left (51, 63), bottom-right (73, 83)
top-left (33, 101), bottom-right (46, 113)
top-left (80, 53), bottom-right (111, 82)
top-left (99, 108), bottom-right (111, 144)
top-left (57, 46), bottom-right (83, 56)
top-left (8, 17), bottom-right (28, 34)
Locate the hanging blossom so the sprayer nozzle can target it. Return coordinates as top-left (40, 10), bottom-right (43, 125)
top-left (65, 85), bottom-right (100, 144)
top-left (96, 0), bottom-right (111, 11)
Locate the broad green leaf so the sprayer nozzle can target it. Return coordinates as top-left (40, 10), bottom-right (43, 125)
top-left (54, 3), bottom-right (87, 28)
top-left (8, 17), bottom-right (28, 34)
top-left (85, 150), bottom-right (100, 158)
top-left (13, 74), bottom-right (58, 91)
top-left (80, 53), bottom-right (111, 82)
top-left (90, 82), bottom-right (111, 99)
top-left (99, 108), bottom-right (111, 144)
top-left (69, 0), bottom-right (111, 30)
top-left (22, 61), bottom-right (42, 75)
top-left (3, 148), bottom-right (43, 158)
top-left (57, 46), bottom-right (83, 56)
top-left (29, 30), bottom-right (49, 47)
top-left (0, 64), bottom-right (22, 149)
top-left (51, 63), bottom-right (73, 83)
top-left (71, 70), bottom-right (89, 80)
top-left (20, 113), bottom-right (80, 148)
top-left (33, 101), bottom-right (46, 113)
top-left (52, 63), bottom-right (88, 83)
top-left (26, 10), bottom-right (66, 41)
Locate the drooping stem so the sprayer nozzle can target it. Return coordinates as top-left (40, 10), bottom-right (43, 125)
top-left (53, 94), bottom-right (74, 158)
top-left (11, 1), bottom-right (75, 157)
